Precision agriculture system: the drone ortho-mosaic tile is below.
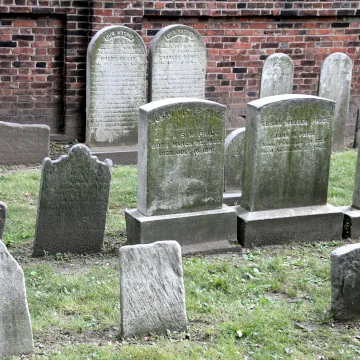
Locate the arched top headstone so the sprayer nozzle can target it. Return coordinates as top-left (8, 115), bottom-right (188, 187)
top-left (149, 25), bottom-right (207, 102)
top-left (260, 53), bottom-right (294, 98)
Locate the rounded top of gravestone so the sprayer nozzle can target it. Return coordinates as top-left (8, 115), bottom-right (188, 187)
top-left (224, 128), bottom-right (246, 150)
top-left (264, 53), bottom-right (293, 63)
top-left (0, 202), bottom-right (7, 210)
top-left (331, 243), bottom-right (360, 257)
top-left (322, 52), bottom-right (352, 65)
top-left (68, 143), bottom-right (92, 156)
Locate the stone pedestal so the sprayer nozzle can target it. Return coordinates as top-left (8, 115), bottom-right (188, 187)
top-left (223, 191), bottom-right (242, 206)
top-left (92, 149), bottom-right (137, 165)
top-left (340, 206), bottom-right (360, 239)
top-left (236, 204), bottom-right (343, 248)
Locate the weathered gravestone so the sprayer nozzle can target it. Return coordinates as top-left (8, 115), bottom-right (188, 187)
top-left (125, 98), bottom-right (237, 254)
top-left (236, 94), bottom-right (343, 247)
top-left (353, 108), bottom-right (360, 148)
top-left (0, 121), bottom-right (50, 165)
top-left (331, 243), bottom-right (360, 320)
top-left (319, 52), bottom-right (352, 152)
top-left (86, 25), bottom-right (146, 164)
top-left (0, 202), bottom-right (6, 241)
top-left (0, 240), bottom-right (34, 357)
top-left (149, 25), bottom-right (206, 102)
top-left (223, 128), bottom-right (245, 206)
top-left (260, 53), bottom-right (294, 98)
top-left (33, 144), bottom-right (112, 256)
top-left (120, 241), bottom-right (187, 338)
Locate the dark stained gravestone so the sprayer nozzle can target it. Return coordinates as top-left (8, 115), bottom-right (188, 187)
top-left (0, 202), bottom-right (6, 241)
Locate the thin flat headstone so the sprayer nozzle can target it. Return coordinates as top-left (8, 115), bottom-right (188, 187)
top-left (120, 241), bottom-right (187, 338)
top-left (0, 202), bottom-right (6, 241)
top-left (318, 52), bottom-right (352, 152)
top-left (149, 25), bottom-right (206, 102)
top-left (331, 243), bottom-right (360, 320)
top-left (260, 53), bottom-right (294, 98)
top-left (0, 121), bottom-right (49, 165)
top-left (138, 98), bottom-right (226, 216)
top-left (352, 145), bottom-right (360, 209)
top-left (86, 26), bottom-right (146, 150)
top-left (33, 144), bottom-right (112, 256)
top-left (0, 241), bottom-right (34, 357)
top-left (242, 94), bottom-right (335, 212)
top-left (353, 108), bottom-right (360, 148)
top-left (224, 128), bottom-right (245, 192)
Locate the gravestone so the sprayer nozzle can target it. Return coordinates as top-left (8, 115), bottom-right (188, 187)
top-left (125, 98), bottom-right (237, 254)
top-left (318, 52), bottom-right (352, 152)
top-left (0, 202), bottom-right (6, 241)
top-left (353, 108), bottom-right (360, 148)
top-left (33, 144), bottom-right (112, 256)
top-left (120, 241), bottom-right (187, 338)
top-left (331, 243), bottom-right (360, 320)
top-left (86, 25), bottom-right (146, 164)
top-left (236, 94), bottom-right (343, 247)
top-left (260, 53), bottom-right (294, 98)
top-left (0, 241), bottom-right (34, 357)
top-left (223, 128), bottom-right (245, 206)
top-left (149, 25), bottom-right (206, 102)
top-left (0, 121), bottom-right (49, 165)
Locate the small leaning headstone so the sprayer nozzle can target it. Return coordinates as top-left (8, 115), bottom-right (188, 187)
top-left (33, 144), bottom-right (112, 256)
top-left (0, 202), bottom-right (6, 241)
top-left (0, 240), bottom-right (34, 357)
top-left (331, 243), bottom-right (360, 320)
top-left (120, 241), bottom-right (187, 338)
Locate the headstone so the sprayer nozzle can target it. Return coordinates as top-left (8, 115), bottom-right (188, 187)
top-left (120, 241), bottom-right (187, 338)
top-left (353, 108), bottom-right (360, 148)
top-left (125, 98), bottom-right (237, 254)
top-left (0, 241), bottom-right (34, 357)
top-left (236, 94), bottom-right (343, 247)
top-left (0, 121), bottom-right (50, 165)
top-left (0, 202), bottom-right (6, 241)
top-left (331, 243), bottom-right (360, 320)
top-left (223, 128), bottom-right (245, 206)
top-left (33, 144), bottom-right (112, 256)
top-left (86, 25), bottom-right (146, 164)
top-left (260, 53), bottom-right (294, 98)
top-left (318, 52), bottom-right (352, 152)
top-left (149, 25), bottom-right (206, 102)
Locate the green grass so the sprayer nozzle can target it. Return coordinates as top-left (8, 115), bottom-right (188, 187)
top-left (1, 150), bottom-right (360, 359)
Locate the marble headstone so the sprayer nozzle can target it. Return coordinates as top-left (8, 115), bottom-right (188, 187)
top-left (0, 202), bottom-right (6, 241)
top-left (33, 144), bottom-right (112, 256)
top-left (149, 25), bottom-right (206, 102)
top-left (0, 241), bottom-right (34, 357)
top-left (331, 243), bottom-right (360, 320)
top-left (318, 52), bottom-right (352, 152)
top-left (120, 241), bottom-right (187, 338)
top-left (86, 26), bottom-right (146, 152)
top-left (260, 53), bottom-right (294, 98)
top-left (0, 121), bottom-right (49, 165)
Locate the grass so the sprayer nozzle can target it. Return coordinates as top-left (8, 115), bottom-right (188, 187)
top-left (0, 149), bottom-right (360, 359)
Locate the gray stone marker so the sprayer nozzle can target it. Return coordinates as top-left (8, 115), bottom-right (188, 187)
top-left (0, 202), bottom-right (6, 241)
top-left (223, 128), bottom-right (245, 206)
top-left (86, 25), bottom-right (146, 164)
top-left (149, 25), bottom-right (206, 102)
top-left (318, 52), bottom-right (352, 152)
top-left (125, 98), bottom-right (237, 254)
top-left (260, 53), bottom-right (294, 98)
top-left (236, 94), bottom-right (343, 247)
top-left (353, 108), bottom-right (360, 148)
top-left (331, 243), bottom-right (360, 320)
top-left (120, 241), bottom-right (187, 338)
top-left (0, 121), bottom-right (49, 165)
top-left (33, 144), bottom-right (112, 256)
top-left (0, 241), bottom-right (34, 357)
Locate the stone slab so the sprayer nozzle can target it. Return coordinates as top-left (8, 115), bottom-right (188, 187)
top-left (0, 202), bottom-right (6, 240)
top-left (33, 144), bottom-right (112, 256)
top-left (182, 240), bottom-right (242, 257)
top-left (0, 121), bottom-right (50, 165)
top-left (340, 206), bottom-right (360, 240)
top-left (331, 243), bottom-right (360, 320)
top-left (352, 145), bottom-right (360, 209)
top-left (149, 25), bottom-right (206, 102)
top-left (120, 241), bottom-right (187, 338)
top-left (125, 206), bottom-right (237, 249)
top-left (0, 241), bottom-right (34, 357)
top-left (223, 191), bottom-right (242, 206)
top-left (236, 204), bottom-right (343, 247)
top-left (92, 150), bottom-right (137, 165)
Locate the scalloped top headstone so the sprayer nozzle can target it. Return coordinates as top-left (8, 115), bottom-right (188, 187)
top-left (149, 25), bottom-right (206, 102)
top-left (33, 144), bottom-right (112, 256)
top-left (0, 202), bottom-right (6, 241)
top-left (260, 53), bottom-right (294, 98)
top-left (86, 26), bottom-right (146, 150)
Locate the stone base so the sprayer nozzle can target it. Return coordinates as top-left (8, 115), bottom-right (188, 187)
top-left (125, 207), bottom-right (238, 255)
top-left (92, 150), bottom-right (137, 165)
top-left (236, 204), bottom-right (343, 248)
top-left (223, 191), bottom-right (242, 206)
top-left (340, 206), bottom-right (360, 239)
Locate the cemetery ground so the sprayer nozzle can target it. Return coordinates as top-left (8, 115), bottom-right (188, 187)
top-left (0, 149), bottom-right (359, 360)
